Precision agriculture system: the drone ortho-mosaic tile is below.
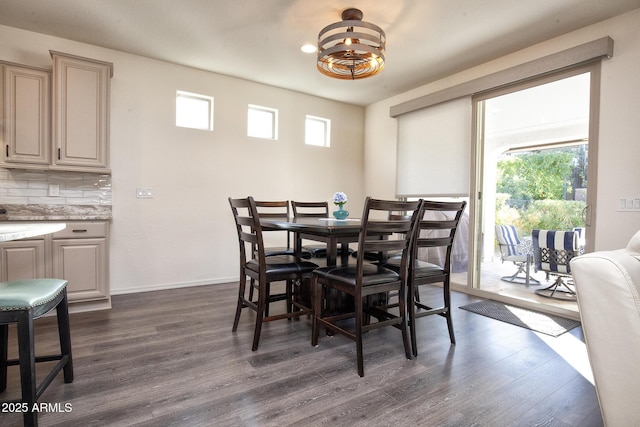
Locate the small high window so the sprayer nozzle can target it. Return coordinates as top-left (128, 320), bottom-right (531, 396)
top-left (247, 105), bottom-right (278, 139)
top-left (176, 91), bottom-right (214, 130)
top-left (305, 115), bottom-right (331, 147)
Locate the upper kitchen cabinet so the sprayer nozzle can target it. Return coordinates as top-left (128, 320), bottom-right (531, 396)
top-left (1, 61), bottom-right (51, 168)
top-left (50, 51), bottom-right (113, 173)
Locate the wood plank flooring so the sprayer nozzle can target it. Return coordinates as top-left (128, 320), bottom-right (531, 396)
top-left (1, 283), bottom-right (603, 427)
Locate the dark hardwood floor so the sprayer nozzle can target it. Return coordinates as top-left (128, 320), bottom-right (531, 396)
top-left (1, 283), bottom-right (603, 427)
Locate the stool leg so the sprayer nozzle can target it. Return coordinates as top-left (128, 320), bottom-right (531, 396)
top-left (0, 324), bottom-right (7, 392)
top-left (17, 310), bottom-right (37, 427)
top-left (56, 290), bottom-right (74, 383)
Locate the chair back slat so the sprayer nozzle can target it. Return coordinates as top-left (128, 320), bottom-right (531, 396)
top-left (420, 219), bottom-right (459, 229)
top-left (239, 230), bottom-right (258, 245)
top-left (292, 201), bottom-right (329, 218)
top-left (417, 236), bottom-right (454, 248)
top-left (253, 200), bottom-right (289, 218)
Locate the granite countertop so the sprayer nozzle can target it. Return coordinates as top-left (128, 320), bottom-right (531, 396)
top-left (0, 204), bottom-right (112, 221)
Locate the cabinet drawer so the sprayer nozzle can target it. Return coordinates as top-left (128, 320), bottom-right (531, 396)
top-left (52, 222), bottom-right (108, 239)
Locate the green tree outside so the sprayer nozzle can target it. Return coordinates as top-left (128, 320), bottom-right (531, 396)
top-left (495, 147), bottom-right (586, 235)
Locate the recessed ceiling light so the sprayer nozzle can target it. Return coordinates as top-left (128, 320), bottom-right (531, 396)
top-left (300, 44), bottom-right (317, 53)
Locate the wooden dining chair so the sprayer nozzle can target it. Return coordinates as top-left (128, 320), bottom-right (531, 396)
top-left (254, 200), bottom-right (312, 258)
top-left (379, 200), bottom-right (466, 356)
top-left (250, 200), bottom-right (312, 304)
top-left (229, 197), bottom-right (318, 351)
top-left (311, 197), bottom-right (423, 376)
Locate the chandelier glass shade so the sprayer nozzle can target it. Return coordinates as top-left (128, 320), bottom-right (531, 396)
top-left (317, 8), bottom-right (386, 80)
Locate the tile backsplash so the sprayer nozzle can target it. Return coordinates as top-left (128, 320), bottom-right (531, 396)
top-left (0, 168), bottom-right (111, 205)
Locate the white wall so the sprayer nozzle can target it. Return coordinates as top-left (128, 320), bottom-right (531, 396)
top-left (0, 25), bottom-right (366, 293)
top-left (365, 8), bottom-right (640, 251)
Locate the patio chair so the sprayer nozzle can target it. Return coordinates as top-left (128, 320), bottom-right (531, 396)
top-left (495, 225), bottom-right (539, 286)
top-left (532, 229), bottom-right (579, 300)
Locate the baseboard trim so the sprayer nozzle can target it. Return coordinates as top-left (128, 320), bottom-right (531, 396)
top-left (110, 277), bottom-right (237, 295)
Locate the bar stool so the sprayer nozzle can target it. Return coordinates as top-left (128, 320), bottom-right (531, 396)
top-left (0, 279), bottom-right (74, 427)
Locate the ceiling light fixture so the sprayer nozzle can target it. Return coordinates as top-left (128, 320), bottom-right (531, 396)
top-left (317, 8), bottom-right (386, 80)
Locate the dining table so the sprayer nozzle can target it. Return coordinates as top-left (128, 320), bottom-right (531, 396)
top-left (259, 215), bottom-right (397, 318)
top-left (260, 216), bottom-right (368, 315)
top-left (259, 216), bottom-right (364, 266)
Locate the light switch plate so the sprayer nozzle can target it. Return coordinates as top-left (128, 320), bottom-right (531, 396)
top-left (618, 197), bottom-right (640, 211)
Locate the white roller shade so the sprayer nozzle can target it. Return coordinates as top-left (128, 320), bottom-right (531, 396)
top-left (396, 97), bottom-right (472, 197)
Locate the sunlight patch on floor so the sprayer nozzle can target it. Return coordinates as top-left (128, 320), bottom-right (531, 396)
top-left (536, 331), bottom-right (594, 384)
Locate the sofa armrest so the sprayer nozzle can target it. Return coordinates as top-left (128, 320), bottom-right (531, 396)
top-left (570, 249), bottom-right (640, 426)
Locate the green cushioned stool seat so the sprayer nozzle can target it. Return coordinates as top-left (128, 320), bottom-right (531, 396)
top-left (0, 278), bottom-right (74, 427)
top-left (0, 279), bottom-right (68, 312)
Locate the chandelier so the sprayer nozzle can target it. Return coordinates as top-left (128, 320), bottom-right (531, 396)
top-left (317, 8), bottom-right (386, 80)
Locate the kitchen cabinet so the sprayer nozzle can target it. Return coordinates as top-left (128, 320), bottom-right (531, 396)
top-left (0, 237), bottom-right (46, 281)
top-left (52, 222), bottom-right (110, 308)
top-left (51, 51), bottom-right (113, 173)
top-left (0, 61), bottom-right (51, 168)
top-left (1, 52), bottom-right (113, 172)
top-left (0, 221), bottom-right (111, 312)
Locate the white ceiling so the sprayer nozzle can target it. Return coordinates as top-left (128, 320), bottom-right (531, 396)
top-left (0, 0), bottom-right (638, 105)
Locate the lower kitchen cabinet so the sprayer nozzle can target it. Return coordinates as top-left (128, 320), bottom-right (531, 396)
top-left (0, 237), bottom-right (46, 281)
top-left (0, 221), bottom-right (111, 312)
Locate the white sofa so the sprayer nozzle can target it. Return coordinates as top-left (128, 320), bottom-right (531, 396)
top-left (570, 230), bottom-right (640, 426)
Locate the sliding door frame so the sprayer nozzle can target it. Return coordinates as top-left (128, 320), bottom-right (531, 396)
top-left (464, 62), bottom-right (600, 315)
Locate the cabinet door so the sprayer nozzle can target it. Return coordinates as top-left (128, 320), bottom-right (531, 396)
top-left (0, 239), bottom-right (46, 281)
top-left (51, 51), bottom-right (112, 172)
top-left (52, 237), bottom-right (108, 302)
top-left (1, 64), bottom-right (51, 167)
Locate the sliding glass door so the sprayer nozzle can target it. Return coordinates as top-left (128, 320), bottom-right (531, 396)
top-left (467, 64), bottom-right (599, 316)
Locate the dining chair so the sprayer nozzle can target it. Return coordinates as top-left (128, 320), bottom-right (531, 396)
top-left (0, 279), bottom-right (74, 427)
top-left (254, 200), bottom-right (309, 258)
top-left (378, 200), bottom-right (466, 356)
top-left (532, 229), bottom-right (579, 300)
top-left (311, 197), bottom-right (423, 377)
top-left (291, 200), bottom-right (353, 259)
top-left (250, 200), bottom-right (312, 305)
top-left (229, 197), bottom-right (319, 351)
top-left (495, 224), bottom-right (539, 286)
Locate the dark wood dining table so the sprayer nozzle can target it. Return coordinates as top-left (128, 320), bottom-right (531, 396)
top-left (260, 215), bottom-right (396, 318)
top-left (259, 217), bottom-right (362, 266)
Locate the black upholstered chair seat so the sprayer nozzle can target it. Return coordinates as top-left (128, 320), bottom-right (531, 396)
top-left (380, 256), bottom-right (445, 278)
top-left (262, 246), bottom-right (313, 259)
top-left (313, 263), bottom-right (399, 287)
top-left (303, 244), bottom-right (353, 258)
top-left (247, 255), bottom-right (318, 275)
